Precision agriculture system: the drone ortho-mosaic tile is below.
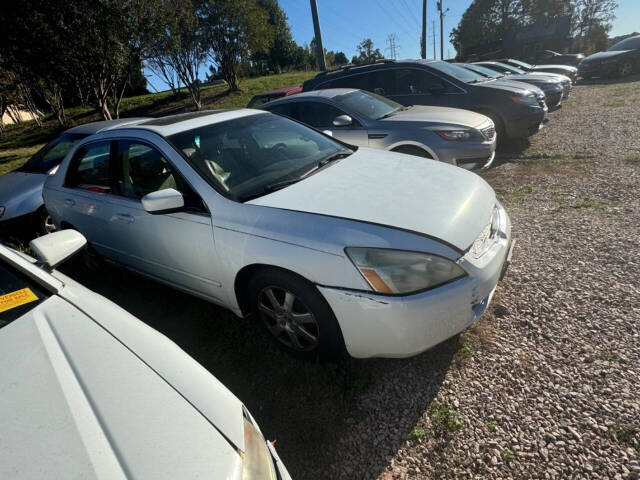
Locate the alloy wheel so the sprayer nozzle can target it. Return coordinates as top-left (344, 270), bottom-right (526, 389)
top-left (258, 286), bottom-right (319, 351)
top-left (620, 62), bottom-right (633, 77)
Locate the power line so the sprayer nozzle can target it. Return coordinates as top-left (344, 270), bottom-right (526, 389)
top-left (374, 0), bottom-right (421, 46)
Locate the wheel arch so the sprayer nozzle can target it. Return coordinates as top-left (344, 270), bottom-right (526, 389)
top-left (234, 263), bottom-right (319, 317)
top-left (389, 142), bottom-right (438, 161)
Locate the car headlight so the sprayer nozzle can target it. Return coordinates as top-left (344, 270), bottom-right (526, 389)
top-left (241, 418), bottom-right (277, 480)
top-left (0, 206), bottom-right (4, 218)
top-left (511, 93), bottom-right (539, 107)
top-left (435, 129), bottom-right (483, 141)
top-left (345, 247), bottom-right (467, 295)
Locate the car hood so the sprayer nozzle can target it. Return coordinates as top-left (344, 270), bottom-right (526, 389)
top-left (533, 64), bottom-right (577, 72)
top-left (509, 73), bottom-right (559, 84)
top-left (380, 105), bottom-right (489, 129)
top-left (249, 147), bottom-right (496, 251)
top-left (478, 79), bottom-right (544, 96)
top-left (582, 50), bottom-right (631, 63)
top-left (0, 295), bottom-right (244, 479)
top-left (0, 170), bottom-right (46, 203)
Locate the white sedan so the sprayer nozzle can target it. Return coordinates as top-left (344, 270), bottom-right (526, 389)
top-left (0, 230), bottom-right (290, 480)
top-left (43, 109), bottom-right (513, 360)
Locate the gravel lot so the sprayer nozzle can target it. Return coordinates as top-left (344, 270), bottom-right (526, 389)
top-left (38, 76), bottom-right (639, 479)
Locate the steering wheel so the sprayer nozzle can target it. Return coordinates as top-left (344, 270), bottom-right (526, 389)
top-left (271, 142), bottom-right (287, 151)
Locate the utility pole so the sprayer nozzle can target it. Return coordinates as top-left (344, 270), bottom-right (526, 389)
top-left (421, 0), bottom-right (426, 59)
top-left (437, 0), bottom-right (449, 60)
top-left (432, 20), bottom-right (436, 59)
top-left (386, 33), bottom-right (400, 59)
top-left (310, 0), bottom-right (326, 70)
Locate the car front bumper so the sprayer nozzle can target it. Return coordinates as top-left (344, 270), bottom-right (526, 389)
top-left (504, 108), bottom-right (546, 139)
top-left (319, 205), bottom-right (513, 359)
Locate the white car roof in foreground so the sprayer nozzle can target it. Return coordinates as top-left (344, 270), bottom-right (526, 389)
top-left (119, 109), bottom-right (268, 137)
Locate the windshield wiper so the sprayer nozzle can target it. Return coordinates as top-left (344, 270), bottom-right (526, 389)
top-left (377, 108), bottom-right (402, 120)
top-left (318, 151), bottom-right (352, 167)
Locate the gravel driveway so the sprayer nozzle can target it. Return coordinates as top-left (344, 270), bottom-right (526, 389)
top-left (49, 76), bottom-right (639, 480)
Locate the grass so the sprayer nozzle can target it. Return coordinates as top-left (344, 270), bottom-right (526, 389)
top-left (496, 184), bottom-right (534, 205)
top-left (501, 448), bottom-right (517, 462)
top-left (455, 337), bottom-right (474, 361)
top-left (427, 401), bottom-right (464, 438)
top-left (606, 423), bottom-right (639, 450)
top-left (410, 426), bottom-right (428, 440)
top-left (625, 152), bottom-right (640, 164)
top-left (0, 70), bottom-right (318, 171)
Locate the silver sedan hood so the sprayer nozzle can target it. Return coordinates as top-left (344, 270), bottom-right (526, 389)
top-left (380, 105), bottom-right (490, 129)
top-left (249, 147), bottom-right (496, 251)
top-left (0, 294), bottom-right (244, 479)
top-left (0, 171), bottom-right (46, 218)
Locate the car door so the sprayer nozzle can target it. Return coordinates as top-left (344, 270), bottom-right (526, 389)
top-left (295, 100), bottom-right (368, 146)
top-left (100, 139), bottom-right (220, 299)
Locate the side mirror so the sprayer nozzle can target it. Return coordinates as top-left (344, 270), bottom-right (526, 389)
top-left (332, 114), bottom-right (353, 127)
top-left (141, 188), bottom-right (184, 214)
top-left (29, 230), bottom-right (86, 270)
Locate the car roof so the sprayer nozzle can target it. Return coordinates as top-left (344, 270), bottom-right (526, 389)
top-left (253, 85), bottom-right (302, 97)
top-left (65, 117), bottom-right (150, 135)
top-left (114, 109), bottom-right (268, 137)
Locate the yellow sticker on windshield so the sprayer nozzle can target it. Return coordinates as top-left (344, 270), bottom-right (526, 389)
top-left (0, 288), bottom-right (39, 313)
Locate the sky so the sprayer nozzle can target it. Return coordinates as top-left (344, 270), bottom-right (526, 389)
top-left (145, 0), bottom-right (639, 92)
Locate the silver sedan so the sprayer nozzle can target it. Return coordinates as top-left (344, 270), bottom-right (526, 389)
top-left (259, 88), bottom-right (497, 170)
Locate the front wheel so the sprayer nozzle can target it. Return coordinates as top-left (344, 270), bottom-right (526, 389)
top-left (618, 61), bottom-right (634, 77)
top-left (248, 269), bottom-right (345, 361)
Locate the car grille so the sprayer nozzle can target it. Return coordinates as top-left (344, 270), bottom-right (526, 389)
top-left (481, 126), bottom-right (495, 141)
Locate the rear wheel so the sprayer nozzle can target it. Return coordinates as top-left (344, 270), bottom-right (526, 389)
top-left (248, 269), bottom-right (345, 361)
top-left (619, 61), bottom-right (634, 77)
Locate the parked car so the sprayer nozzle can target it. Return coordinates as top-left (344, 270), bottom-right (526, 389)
top-left (246, 85), bottom-right (303, 108)
top-left (302, 59), bottom-right (547, 141)
top-left (461, 62), bottom-right (565, 110)
top-left (260, 88), bottom-right (497, 170)
top-left (0, 119), bottom-right (145, 234)
top-left (43, 110), bottom-right (513, 360)
top-left (531, 50), bottom-right (584, 67)
top-left (497, 58), bottom-right (578, 82)
top-left (0, 229), bottom-right (290, 479)
top-left (474, 61), bottom-right (572, 100)
top-left (578, 35), bottom-right (640, 79)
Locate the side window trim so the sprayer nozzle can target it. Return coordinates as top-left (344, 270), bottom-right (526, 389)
top-left (112, 138), bottom-right (210, 216)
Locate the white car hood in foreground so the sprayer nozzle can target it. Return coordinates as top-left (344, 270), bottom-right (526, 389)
top-left (249, 148), bottom-right (496, 251)
top-left (0, 295), bottom-right (243, 479)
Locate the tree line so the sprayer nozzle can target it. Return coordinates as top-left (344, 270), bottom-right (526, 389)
top-left (0, 0), bottom-right (352, 130)
top-left (451, 0), bottom-right (619, 59)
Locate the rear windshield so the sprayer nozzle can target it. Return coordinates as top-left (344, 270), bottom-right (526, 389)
top-left (608, 36), bottom-right (640, 51)
top-left (247, 94), bottom-right (283, 108)
top-left (18, 133), bottom-right (88, 174)
top-left (0, 259), bottom-right (50, 328)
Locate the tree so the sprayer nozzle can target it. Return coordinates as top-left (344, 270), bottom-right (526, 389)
top-left (334, 52), bottom-right (349, 66)
top-left (202, 0), bottom-right (273, 91)
top-left (251, 0), bottom-right (298, 74)
top-left (355, 39), bottom-right (384, 64)
top-left (572, 0), bottom-right (617, 37)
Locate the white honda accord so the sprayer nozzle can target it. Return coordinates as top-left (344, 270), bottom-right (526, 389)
top-left (0, 230), bottom-right (290, 479)
top-left (43, 109), bottom-right (513, 360)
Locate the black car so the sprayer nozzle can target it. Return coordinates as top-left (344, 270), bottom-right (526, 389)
top-left (579, 35), bottom-right (640, 79)
top-left (531, 50), bottom-right (584, 67)
top-left (302, 59), bottom-right (547, 141)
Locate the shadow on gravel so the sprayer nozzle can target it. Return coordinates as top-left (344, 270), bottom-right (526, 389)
top-left (55, 255), bottom-right (454, 479)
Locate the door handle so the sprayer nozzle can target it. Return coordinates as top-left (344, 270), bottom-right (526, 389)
top-left (64, 198), bottom-right (75, 206)
top-left (115, 213), bottom-right (134, 223)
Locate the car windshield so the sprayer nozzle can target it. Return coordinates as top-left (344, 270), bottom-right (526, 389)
top-left (331, 90), bottom-right (402, 120)
top-left (168, 113), bottom-right (353, 202)
top-left (428, 61), bottom-right (487, 84)
top-left (608, 36), bottom-right (640, 51)
top-left (507, 59), bottom-right (533, 69)
top-left (460, 63), bottom-right (502, 79)
top-left (0, 259), bottom-right (50, 328)
top-left (490, 62), bottom-right (526, 74)
top-left (18, 133), bottom-right (88, 174)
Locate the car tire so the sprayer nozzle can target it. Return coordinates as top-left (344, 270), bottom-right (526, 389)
top-left (248, 269), bottom-right (345, 361)
top-left (618, 61), bottom-right (634, 77)
top-left (391, 145), bottom-right (433, 159)
top-left (34, 207), bottom-right (56, 236)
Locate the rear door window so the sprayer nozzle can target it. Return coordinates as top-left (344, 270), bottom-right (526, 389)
top-left (0, 260), bottom-right (50, 328)
top-left (66, 141), bottom-right (113, 193)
